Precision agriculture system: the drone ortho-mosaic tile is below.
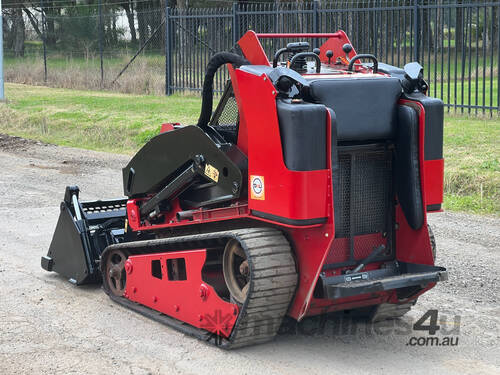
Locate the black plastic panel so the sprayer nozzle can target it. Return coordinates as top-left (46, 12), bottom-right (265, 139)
top-left (276, 99), bottom-right (327, 171)
top-left (403, 92), bottom-right (444, 161)
top-left (396, 105), bottom-right (424, 230)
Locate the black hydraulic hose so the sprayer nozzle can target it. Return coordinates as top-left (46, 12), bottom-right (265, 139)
top-left (197, 52), bottom-right (250, 130)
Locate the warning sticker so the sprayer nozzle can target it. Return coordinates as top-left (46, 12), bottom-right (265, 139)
top-left (250, 175), bottom-right (265, 200)
top-left (204, 163), bottom-right (219, 182)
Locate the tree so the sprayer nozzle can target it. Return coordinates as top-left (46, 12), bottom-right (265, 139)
top-left (122, 0), bottom-right (137, 44)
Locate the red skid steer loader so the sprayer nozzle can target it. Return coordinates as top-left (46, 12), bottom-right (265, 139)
top-left (41, 31), bottom-right (447, 348)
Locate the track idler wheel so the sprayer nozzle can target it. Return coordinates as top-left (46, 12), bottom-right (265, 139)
top-left (103, 248), bottom-right (129, 297)
top-left (223, 239), bottom-right (249, 304)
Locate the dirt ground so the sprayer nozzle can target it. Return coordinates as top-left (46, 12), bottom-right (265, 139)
top-left (0, 134), bottom-right (498, 375)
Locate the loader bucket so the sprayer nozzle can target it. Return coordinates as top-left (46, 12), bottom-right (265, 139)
top-left (41, 186), bottom-right (127, 285)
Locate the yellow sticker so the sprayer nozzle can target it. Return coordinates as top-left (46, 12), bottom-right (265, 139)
top-left (204, 163), bottom-right (219, 182)
top-left (250, 175), bottom-right (265, 200)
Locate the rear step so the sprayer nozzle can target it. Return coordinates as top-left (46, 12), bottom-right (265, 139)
top-left (320, 262), bottom-right (447, 299)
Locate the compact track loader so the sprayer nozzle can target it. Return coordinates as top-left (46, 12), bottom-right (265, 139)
top-left (42, 31), bottom-right (447, 348)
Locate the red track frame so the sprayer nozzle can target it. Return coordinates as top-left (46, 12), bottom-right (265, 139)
top-left (125, 250), bottom-right (239, 338)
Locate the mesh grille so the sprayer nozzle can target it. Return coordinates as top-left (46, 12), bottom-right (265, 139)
top-left (325, 233), bottom-right (388, 265)
top-left (215, 96), bottom-right (239, 129)
top-left (325, 145), bottom-right (393, 267)
top-left (211, 82), bottom-right (239, 143)
top-left (336, 146), bottom-right (392, 238)
top-left (337, 153), bottom-right (351, 236)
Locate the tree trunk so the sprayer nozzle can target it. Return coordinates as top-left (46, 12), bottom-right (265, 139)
top-left (123, 2), bottom-right (137, 44)
top-left (13, 8), bottom-right (25, 57)
top-left (113, 13), bottom-right (118, 44)
top-left (160, 0), bottom-right (166, 54)
top-left (423, 9), bottom-right (434, 52)
top-left (45, 1), bottom-right (57, 46)
top-left (23, 8), bottom-right (44, 41)
top-left (136, 2), bottom-right (147, 47)
top-left (149, 0), bottom-right (162, 50)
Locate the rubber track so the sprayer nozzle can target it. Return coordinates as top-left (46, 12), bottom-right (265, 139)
top-left (101, 228), bottom-right (298, 349)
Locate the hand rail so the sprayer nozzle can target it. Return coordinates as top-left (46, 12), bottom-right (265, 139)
top-left (256, 33), bottom-right (342, 39)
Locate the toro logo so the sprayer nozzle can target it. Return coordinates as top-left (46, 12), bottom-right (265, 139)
top-left (250, 175), bottom-right (265, 200)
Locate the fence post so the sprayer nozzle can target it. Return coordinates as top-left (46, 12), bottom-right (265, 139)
top-left (40, 0), bottom-right (47, 82)
top-left (232, 2), bottom-right (239, 45)
top-left (275, 0), bottom-right (279, 34)
top-left (165, 6), bottom-right (172, 96)
top-left (0, 0), bottom-right (4, 100)
top-left (98, 0), bottom-right (104, 87)
top-left (313, 0), bottom-right (320, 38)
top-left (412, 0), bottom-right (420, 62)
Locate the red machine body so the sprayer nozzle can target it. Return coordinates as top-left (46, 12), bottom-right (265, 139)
top-left (42, 30), bottom-right (447, 348)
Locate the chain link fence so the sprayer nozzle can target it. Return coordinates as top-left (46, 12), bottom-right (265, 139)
top-left (3, 1), bottom-right (166, 95)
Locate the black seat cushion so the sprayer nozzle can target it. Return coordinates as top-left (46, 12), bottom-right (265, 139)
top-left (308, 77), bottom-right (402, 141)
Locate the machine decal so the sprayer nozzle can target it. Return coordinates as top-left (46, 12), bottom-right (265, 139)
top-left (250, 175), bottom-right (265, 200)
top-left (204, 163), bottom-right (220, 182)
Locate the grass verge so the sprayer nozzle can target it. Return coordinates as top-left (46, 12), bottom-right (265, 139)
top-left (0, 83), bottom-right (200, 154)
top-left (443, 114), bottom-right (499, 215)
top-left (0, 83), bottom-right (498, 215)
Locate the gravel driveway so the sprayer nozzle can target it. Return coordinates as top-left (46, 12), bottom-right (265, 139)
top-left (0, 135), bottom-right (498, 375)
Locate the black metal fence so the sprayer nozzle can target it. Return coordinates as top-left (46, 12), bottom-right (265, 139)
top-left (166, 0), bottom-right (499, 114)
top-left (3, 1), bottom-right (499, 114)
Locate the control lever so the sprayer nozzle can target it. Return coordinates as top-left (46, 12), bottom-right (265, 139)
top-left (325, 50), bottom-right (333, 64)
top-left (346, 245), bottom-right (386, 274)
top-left (342, 43), bottom-right (353, 62)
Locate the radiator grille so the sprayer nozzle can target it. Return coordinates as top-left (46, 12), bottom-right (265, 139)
top-left (336, 146), bottom-right (392, 238)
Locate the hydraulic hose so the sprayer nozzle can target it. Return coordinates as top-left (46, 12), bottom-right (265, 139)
top-left (197, 52), bottom-right (249, 130)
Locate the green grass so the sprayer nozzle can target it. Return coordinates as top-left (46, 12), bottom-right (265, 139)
top-left (442, 114), bottom-right (499, 215)
top-left (4, 52), bottom-right (164, 70)
top-left (0, 83), bottom-right (201, 154)
top-left (0, 83), bottom-right (498, 215)
top-left (434, 78), bottom-right (498, 111)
